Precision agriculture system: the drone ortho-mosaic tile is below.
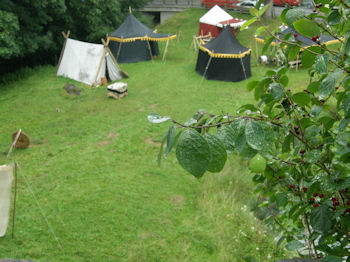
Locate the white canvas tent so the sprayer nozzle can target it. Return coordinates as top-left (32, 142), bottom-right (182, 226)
top-left (0, 164), bottom-right (13, 237)
top-left (57, 32), bottom-right (128, 87)
top-left (198, 5), bottom-right (245, 37)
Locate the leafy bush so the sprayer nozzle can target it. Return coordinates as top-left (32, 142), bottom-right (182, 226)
top-left (149, 0), bottom-right (350, 260)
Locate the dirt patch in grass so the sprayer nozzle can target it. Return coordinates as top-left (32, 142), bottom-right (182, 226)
top-left (98, 132), bottom-right (120, 147)
top-left (145, 137), bottom-right (161, 147)
top-left (171, 195), bottom-right (185, 208)
top-left (148, 104), bottom-right (157, 109)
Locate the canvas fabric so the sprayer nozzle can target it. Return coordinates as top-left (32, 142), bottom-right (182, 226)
top-left (105, 52), bottom-right (122, 81)
top-left (57, 38), bottom-right (106, 85)
top-left (109, 40), bottom-right (159, 63)
top-left (0, 164), bottom-right (13, 237)
top-left (110, 14), bottom-right (175, 41)
top-left (195, 50), bottom-right (251, 82)
top-left (199, 5), bottom-right (233, 26)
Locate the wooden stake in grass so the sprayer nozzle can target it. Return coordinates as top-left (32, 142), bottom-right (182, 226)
top-left (116, 36), bottom-right (123, 61)
top-left (12, 162), bottom-right (18, 240)
top-left (201, 52), bottom-right (213, 84)
top-left (56, 31), bottom-right (70, 74)
top-left (162, 39), bottom-right (169, 62)
top-left (239, 51), bottom-right (248, 81)
top-left (7, 129), bottom-right (22, 159)
top-left (146, 36), bottom-right (154, 63)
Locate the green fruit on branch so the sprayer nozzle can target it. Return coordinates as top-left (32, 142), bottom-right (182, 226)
top-left (249, 154), bottom-right (266, 173)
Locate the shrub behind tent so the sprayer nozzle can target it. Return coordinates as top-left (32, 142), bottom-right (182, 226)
top-left (57, 32), bottom-right (128, 86)
top-left (196, 26), bottom-right (251, 82)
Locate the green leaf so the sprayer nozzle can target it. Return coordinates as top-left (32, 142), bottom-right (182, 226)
top-left (269, 83), bottom-right (284, 101)
top-left (247, 81), bottom-right (259, 92)
top-left (282, 133), bottom-right (293, 153)
top-left (307, 81), bottom-right (320, 93)
top-left (249, 7), bottom-right (258, 17)
top-left (176, 129), bottom-right (210, 178)
top-left (304, 149), bottom-right (322, 163)
top-left (257, 4), bottom-right (270, 17)
top-left (216, 125), bottom-right (236, 153)
top-left (262, 36), bottom-right (275, 54)
top-left (293, 19), bottom-right (321, 38)
top-left (301, 46), bottom-right (322, 68)
top-left (164, 125), bottom-right (176, 157)
top-left (286, 44), bottom-right (300, 61)
top-left (279, 75), bottom-right (289, 87)
top-left (245, 121), bottom-right (264, 151)
top-left (291, 92), bottom-right (310, 107)
top-left (338, 118), bottom-right (350, 132)
top-left (345, 36), bottom-right (350, 54)
top-left (323, 255), bottom-right (343, 262)
top-left (241, 17), bottom-right (257, 31)
top-left (319, 70), bottom-right (342, 99)
top-left (285, 240), bottom-right (304, 251)
top-left (341, 95), bottom-right (350, 117)
top-left (203, 133), bottom-right (227, 173)
top-left (310, 204), bottom-right (333, 234)
top-left (285, 8), bottom-right (304, 28)
top-left (280, 8), bottom-right (290, 25)
top-left (276, 192), bottom-right (288, 208)
top-left (237, 104), bottom-right (259, 114)
top-left (157, 133), bottom-right (167, 165)
top-left (255, 26), bottom-right (266, 37)
top-left (315, 53), bottom-right (329, 74)
top-left (328, 10), bottom-right (341, 26)
top-left (310, 106), bottom-right (323, 117)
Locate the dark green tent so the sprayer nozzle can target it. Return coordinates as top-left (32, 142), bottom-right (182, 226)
top-left (196, 26), bottom-right (251, 82)
top-left (108, 14), bottom-right (176, 63)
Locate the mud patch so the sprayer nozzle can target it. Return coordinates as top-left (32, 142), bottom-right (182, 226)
top-left (98, 132), bottom-right (120, 147)
top-left (171, 195), bottom-right (185, 208)
top-left (145, 137), bottom-right (161, 147)
top-left (148, 104), bottom-right (157, 109)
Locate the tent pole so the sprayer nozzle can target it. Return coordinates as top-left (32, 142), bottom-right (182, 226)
top-left (239, 51), bottom-right (248, 80)
top-left (116, 37), bottom-right (123, 61)
top-left (146, 36), bottom-right (154, 63)
top-left (93, 48), bottom-right (107, 87)
top-left (102, 38), bottom-right (129, 78)
top-left (201, 52), bottom-right (213, 83)
top-left (12, 162), bottom-right (18, 239)
top-left (56, 30), bottom-right (70, 74)
top-left (162, 39), bottom-right (169, 62)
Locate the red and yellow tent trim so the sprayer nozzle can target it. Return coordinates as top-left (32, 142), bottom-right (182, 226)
top-left (108, 34), bottom-right (176, 43)
top-left (255, 37), bottom-right (341, 50)
top-left (199, 45), bottom-right (251, 58)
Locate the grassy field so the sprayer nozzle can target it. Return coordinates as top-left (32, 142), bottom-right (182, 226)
top-left (0, 8), bottom-right (309, 261)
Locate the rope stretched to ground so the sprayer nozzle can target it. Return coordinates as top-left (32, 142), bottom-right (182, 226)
top-left (17, 163), bottom-right (65, 255)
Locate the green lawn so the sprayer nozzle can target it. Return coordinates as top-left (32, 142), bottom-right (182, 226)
top-left (0, 8), bottom-right (309, 261)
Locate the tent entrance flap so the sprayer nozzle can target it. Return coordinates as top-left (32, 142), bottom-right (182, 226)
top-left (0, 164), bottom-right (13, 237)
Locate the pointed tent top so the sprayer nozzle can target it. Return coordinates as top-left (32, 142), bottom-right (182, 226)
top-left (200, 26), bottom-right (251, 58)
top-left (199, 5), bottom-right (233, 26)
top-left (109, 13), bottom-right (176, 42)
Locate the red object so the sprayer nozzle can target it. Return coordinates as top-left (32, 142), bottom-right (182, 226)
top-left (314, 203), bottom-right (319, 208)
top-left (273, 0), bottom-right (300, 6)
top-left (202, 0), bottom-right (238, 8)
